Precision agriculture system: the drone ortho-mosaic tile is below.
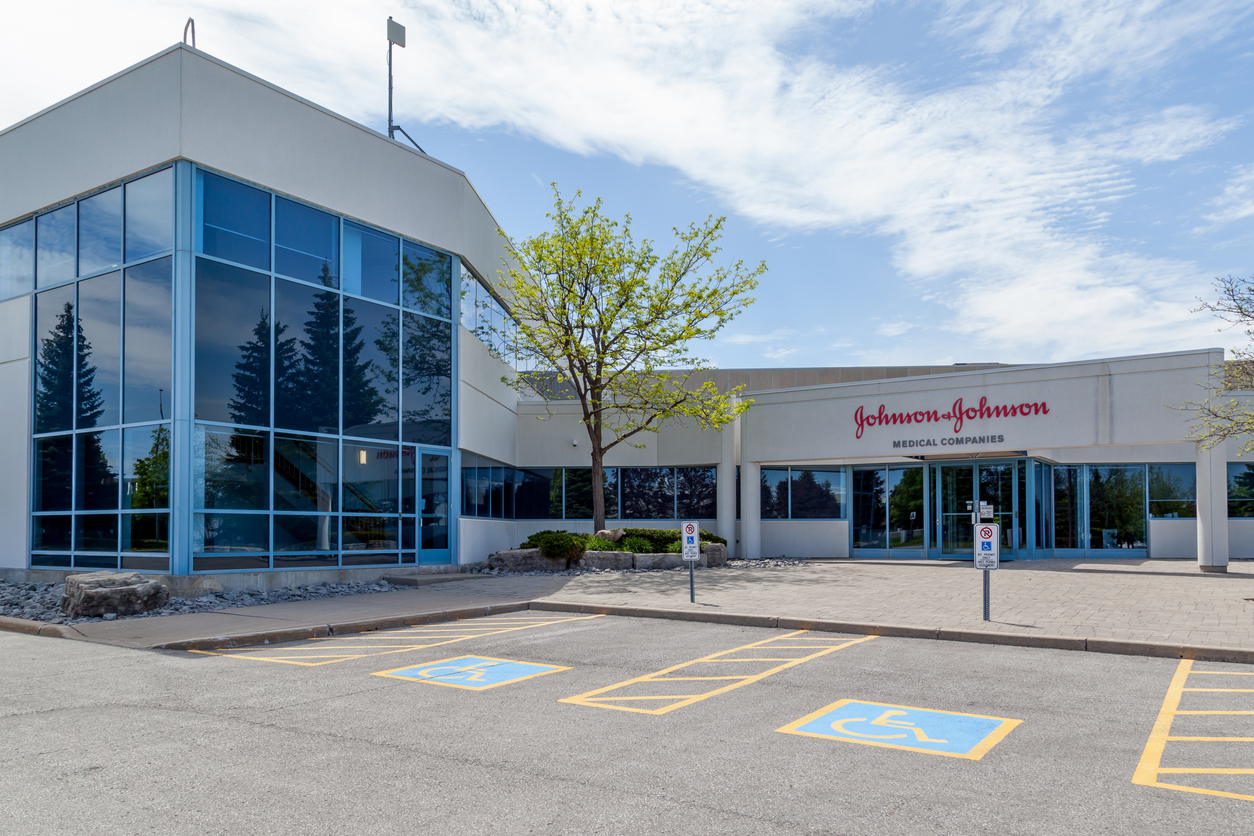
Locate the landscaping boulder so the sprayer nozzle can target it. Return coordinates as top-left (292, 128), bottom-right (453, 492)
top-left (576, 551), bottom-right (635, 571)
top-left (594, 528), bottom-right (627, 542)
top-left (487, 549), bottom-right (570, 572)
top-left (702, 543), bottom-right (728, 567)
top-left (60, 572), bottom-right (170, 618)
top-left (633, 553), bottom-right (700, 570)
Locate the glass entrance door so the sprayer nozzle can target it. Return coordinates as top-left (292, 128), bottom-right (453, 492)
top-left (936, 462), bottom-right (1019, 558)
top-left (938, 465), bottom-right (974, 555)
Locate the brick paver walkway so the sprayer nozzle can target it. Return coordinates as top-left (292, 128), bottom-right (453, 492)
top-left (424, 559), bottom-right (1254, 648)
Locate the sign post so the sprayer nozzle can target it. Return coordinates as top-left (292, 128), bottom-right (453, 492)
top-left (681, 521), bottom-right (700, 603)
top-left (974, 524), bottom-right (999, 622)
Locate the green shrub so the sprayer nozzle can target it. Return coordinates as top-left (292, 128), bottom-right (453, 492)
top-left (586, 537), bottom-right (627, 552)
top-left (619, 536), bottom-right (655, 554)
top-left (619, 527), bottom-right (727, 551)
top-left (521, 530), bottom-right (587, 562)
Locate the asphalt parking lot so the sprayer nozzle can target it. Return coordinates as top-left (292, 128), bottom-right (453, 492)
top-left (3, 613), bottom-right (1252, 835)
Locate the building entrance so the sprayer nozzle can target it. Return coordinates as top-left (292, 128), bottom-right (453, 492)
top-left (934, 461), bottom-right (1022, 559)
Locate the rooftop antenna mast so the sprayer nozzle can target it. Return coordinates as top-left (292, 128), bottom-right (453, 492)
top-left (183, 18), bottom-right (195, 48)
top-left (387, 17), bottom-right (425, 154)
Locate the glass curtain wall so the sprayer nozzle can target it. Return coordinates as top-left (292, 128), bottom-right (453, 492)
top-left (853, 466), bottom-right (923, 552)
top-left (460, 454), bottom-right (718, 521)
top-left (190, 168), bottom-right (455, 571)
top-left (28, 168), bottom-right (174, 571)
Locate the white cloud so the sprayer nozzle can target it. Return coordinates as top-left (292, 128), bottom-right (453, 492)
top-left (875, 320), bottom-right (914, 338)
top-left (764, 346), bottom-right (800, 361)
top-left (1, 0), bottom-right (1247, 362)
top-left (1205, 166), bottom-right (1254, 227)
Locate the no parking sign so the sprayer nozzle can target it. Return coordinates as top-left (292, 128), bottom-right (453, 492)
top-left (975, 524), bottom-right (999, 570)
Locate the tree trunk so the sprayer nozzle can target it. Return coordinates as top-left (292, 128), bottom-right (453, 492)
top-left (591, 447), bottom-right (606, 534)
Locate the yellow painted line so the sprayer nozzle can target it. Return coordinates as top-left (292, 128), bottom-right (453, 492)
top-left (189, 614), bottom-right (604, 666)
top-left (559, 632), bottom-right (877, 716)
top-left (1133, 658), bottom-right (1254, 804)
top-left (1132, 658), bottom-right (1193, 788)
top-left (1167, 737), bottom-right (1254, 742)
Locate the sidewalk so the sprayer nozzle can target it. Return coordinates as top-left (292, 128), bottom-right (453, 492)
top-left (3, 559), bottom-right (1253, 661)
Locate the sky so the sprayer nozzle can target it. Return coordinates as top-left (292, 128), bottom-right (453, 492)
top-left (2, 0), bottom-right (1254, 369)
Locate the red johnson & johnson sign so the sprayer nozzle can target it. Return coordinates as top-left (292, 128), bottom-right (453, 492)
top-left (853, 395), bottom-right (1050, 439)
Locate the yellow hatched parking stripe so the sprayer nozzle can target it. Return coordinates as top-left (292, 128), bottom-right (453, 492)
top-left (189, 614), bottom-right (603, 667)
top-left (1133, 659), bottom-right (1254, 802)
top-left (559, 631), bottom-right (876, 715)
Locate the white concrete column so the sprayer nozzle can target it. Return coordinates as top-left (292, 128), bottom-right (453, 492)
top-left (740, 460), bottom-right (761, 560)
top-left (1196, 443), bottom-right (1230, 573)
top-left (716, 404), bottom-right (740, 558)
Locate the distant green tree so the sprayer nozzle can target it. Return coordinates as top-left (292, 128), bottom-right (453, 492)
top-left (130, 426), bottom-right (170, 509)
top-left (229, 311), bottom-right (270, 427)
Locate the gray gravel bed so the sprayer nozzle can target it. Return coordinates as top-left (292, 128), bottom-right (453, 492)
top-left (0, 579), bottom-right (401, 626)
top-left (1, 559), bottom-right (806, 626)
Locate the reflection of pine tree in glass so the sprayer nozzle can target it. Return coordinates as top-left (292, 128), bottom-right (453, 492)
top-left (276, 287), bottom-right (340, 432)
top-left (791, 470), bottom-right (839, 517)
top-left (678, 467), bottom-right (717, 517)
top-left (130, 426), bottom-right (170, 509)
top-left (229, 310), bottom-right (270, 427)
top-left (36, 302), bottom-right (106, 432)
top-left (342, 304), bottom-right (388, 429)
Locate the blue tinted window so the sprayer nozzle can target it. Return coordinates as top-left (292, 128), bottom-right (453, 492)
top-left (33, 284), bottom-right (76, 434)
top-left (33, 435), bottom-right (73, 512)
top-left (194, 513), bottom-right (269, 555)
top-left (677, 467), bottom-right (716, 519)
top-left (76, 271), bottom-right (121, 428)
top-left (401, 313), bottom-right (451, 445)
top-left (343, 442), bottom-right (399, 513)
top-left (343, 221), bottom-right (398, 303)
top-left (123, 257), bottom-right (172, 423)
top-left (791, 468), bottom-right (845, 519)
top-left (195, 425), bottom-right (269, 510)
top-left (76, 429), bottom-right (120, 511)
top-left (78, 187), bottom-right (122, 276)
top-left (33, 516), bottom-right (72, 551)
top-left (1149, 463), bottom-right (1195, 519)
top-left (276, 197), bottom-right (339, 287)
top-left (402, 242), bottom-right (452, 318)
top-left (123, 425), bottom-right (170, 510)
top-left (622, 468), bottom-right (675, 520)
top-left (125, 169), bottom-right (173, 262)
top-left (36, 205), bottom-right (75, 286)
top-left (76, 515), bottom-right (119, 553)
top-left (275, 279), bottom-right (340, 433)
top-left (194, 258), bottom-right (270, 425)
top-left (343, 298), bottom-right (398, 438)
top-left (274, 514), bottom-right (338, 552)
top-left (122, 514), bottom-right (169, 554)
top-left (197, 170), bottom-right (270, 270)
top-left (0, 219), bottom-right (35, 299)
top-left (274, 434), bottom-right (338, 512)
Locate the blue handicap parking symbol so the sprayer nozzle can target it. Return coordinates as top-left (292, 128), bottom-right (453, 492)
top-left (981, 541), bottom-right (993, 551)
top-left (778, 699), bottom-right (1020, 759)
top-left (373, 656), bottom-right (570, 690)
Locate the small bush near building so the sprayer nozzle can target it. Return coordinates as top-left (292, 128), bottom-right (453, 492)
top-left (520, 527), bottom-right (726, 557)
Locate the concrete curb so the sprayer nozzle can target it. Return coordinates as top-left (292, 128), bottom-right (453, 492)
top-left (528, 601), bottom-right (1254, 664)
top-left (0, 615), bottom-right (45, 635)
top-left (3, 597), bottom-right (1253, 663)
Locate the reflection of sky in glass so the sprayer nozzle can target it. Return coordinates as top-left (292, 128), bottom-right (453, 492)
top-left (77, 271), bottom-right (121, 428)
top-left (36, 205), bottom-right (75, 286)
top-left (0, 219), bottom-right (35, 298)
top-left (78, 187), bottom-right (122, 276)
top-left (124, 258), bottom-right (172, 423)
top-left (125, 169), bottom-right (173, 263)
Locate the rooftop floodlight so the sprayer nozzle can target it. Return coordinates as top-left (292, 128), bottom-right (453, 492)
top-left (386, 16), bottom-right (425, 153)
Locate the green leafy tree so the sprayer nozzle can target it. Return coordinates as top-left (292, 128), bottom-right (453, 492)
top-left (495, 187), bottom-right (764, 532)
top-left (1188, 275), bottom-right (1254, 452)
top-left (130, 425), bottom-right (171, 510)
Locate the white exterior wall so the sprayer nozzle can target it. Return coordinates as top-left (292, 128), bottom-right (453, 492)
top-left (457, 327), bottom-right (518, 464)
top-left (1148, 520), bottom-right (1198, 559)
top-left (0, 297), bottom-right (31, 569)
top-left (761, 520), bottom-right (849, 559)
